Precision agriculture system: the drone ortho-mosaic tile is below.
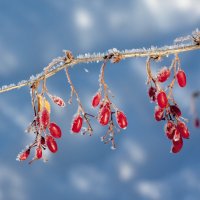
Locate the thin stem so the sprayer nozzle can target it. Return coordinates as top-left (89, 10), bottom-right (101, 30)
top-left (0, 36), bottom-right (200, 94)
top-left (65, 67), bottom-right (93, 133)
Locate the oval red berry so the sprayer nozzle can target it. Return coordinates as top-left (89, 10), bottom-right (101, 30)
top-left (99, 106), bottom-right (111, 126)
top-left (40, 108), bottom-right (50, 130)
top-left (177, 121), bottom-right (190, 139)
top-left (71, 115), bottom-right (83, 133)
top-left (148, 86), bottom-right (157, 102)
top-left (49, 122), bottom-right (62, 138)
top-left (116, 111), bottom-right (128, 129)
top-left (51, 96), bottom-right (65, 107)
top-left (170, 105), bottom-right (182, 117)
top-left (46, 135), bottom-right (58, 153)
top-left (176, 70), bottom-right (186, 87)
top-left (165, 121), bottom-right (175, 140)
top-left (171, 137), bottom-right (183, 154)
top-left (36, 147), bottom-right (42, 159)
top-left (157, 67), bottom-right (170, 83)
top-left (92, 92), bottom-right (101, 108)
top-left (18, 149), bottom-right (30, 161)
top-left (157, 91), bottom-right (168, 108)
top-left (154, 106), bottom-right (164, 121)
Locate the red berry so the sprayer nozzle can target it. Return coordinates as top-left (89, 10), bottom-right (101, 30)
top-left (71, 115), bottom-right (83, 133)
top-left (148, 86), bottom-right (157, 102)
top-left (46, 135), bottom-right (58, 153)
top-left (92, 92), bottom-right (101, 108)
top-left (157, 91), bottom-right (168, 108)
top-left (171, 137), bottom-right (183, 153)
top-left (177, 121), bottom-right (190, 139)
top-left (176, 70), bottom-right (186, 87)
top-left (154, 106), bottom-right (164, 121)
top-left (49, 122), bottom-right (62, 138)
top-left (51, 96), bottom-right (65, 107)
top-left (99, 105), bottom-right (111, 126)
top-left (157, 67), bottom-right (171, 82)
top-left (116, 111), bottom-right (128, 129)
top-left (36, 147), bottom-right (42, 159)
top-left (41, 136), bottom-right (46, 145)
top-left (40, 108), bottom-right (50, 130)
top-left (18, 149), bottom-right (30, 161)
top-left (165, 121), bottom-right (176, 140)
top-left (170, 105), bottom-right (182, 117)
top-left (194, 118), bottom-right (200, 128)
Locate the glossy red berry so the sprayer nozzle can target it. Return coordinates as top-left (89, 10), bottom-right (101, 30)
top-left (71, 115), bottom-right (83, 133)
top-left (116, 111), bottom-right (128, 129)
top-left (18, 149), bottom-right (30, 161)
top-left (170, 105), bottom-right (182, 117)
top-left (40, 108), bottom-right (50, 130)
top-left (51, 96), bottom-right (65, 107)
top-left (171, 137), bottom-right (183, 153)
top-left (176, 70), bottom-right (186, 87)
top-left (165, 121), bottom-right (176, 140)
top-left (148, 86), bottom-right (157, 102)
top-left (157, 91), bottom-right (168, 108)
top-left (36, 147), bottom-right (42, 159)
top-left (46, 135), bottom-right (58, 153)
top-left (99, 105), bottom-right (111, 126)
top-left (157, 67), bottom-right (171, 82)
top-left (154, 106), bottom-right (164, 121)
top-left (177, 121), bottom-right (190, 139)
top-left (92, 92), bottom-right (101, 108)
top-left (49, 122), bottom-right (62, 138)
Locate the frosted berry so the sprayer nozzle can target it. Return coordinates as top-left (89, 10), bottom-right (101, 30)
top-left (154, 106), bottom-right (164, 121)
top-left (116, 111), bottom-right (128, 129)
top-left (46, 135), bottom-right (58, 153)
top-left (170, 105), bottom-right (182, 117)
top-left (51, 96), bottom-right (65, 107)
top-left (165, 121), bottom-right (175, 140)
top-left (36, 147), bottom-right (42, 159)
top-left (92, 92), bottom-right (101, 108)
top-left (176, 70), bottom-right (186, 87)
top-left (71, 115), bottom-right (83, 133)
top-left (99, 105), bottom-right (111, 126)
top-left (157, 91), bottom-right (168, 108)
top-left (49, 122), bottom-right (62, 138)
top-left (148, 86), bottom-right (157, 102)
top-left (157, 67), bottom-right (171, 83)
top-left (40, 108), bottom-right (50, 130)
top-left (171, 137), bottom-right (183, 153)
top-left (177, 121), bottom-right (190, 139)
top-left (18, 149), bottom-right (30, 161)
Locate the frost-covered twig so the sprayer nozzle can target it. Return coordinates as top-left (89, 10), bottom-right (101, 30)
top-left (0, 30), bottom-right (200, 94)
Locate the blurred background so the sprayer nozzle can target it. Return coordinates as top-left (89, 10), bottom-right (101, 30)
top-left (0, 0), bottom-right (200, 199)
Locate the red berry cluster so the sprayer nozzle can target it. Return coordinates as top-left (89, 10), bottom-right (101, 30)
top-left (91, 59), bottom-right (128, 149)
top-left (17, 89), bottom-right (64, 163)
top-left (147, 55), bottom-right (189, 153)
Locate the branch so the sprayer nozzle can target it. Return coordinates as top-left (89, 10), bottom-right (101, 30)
top-left (0, 29), bottom-right (200, 94)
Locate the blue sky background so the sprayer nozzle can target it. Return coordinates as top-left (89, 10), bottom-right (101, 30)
top-left (0, 0), bottom-right (200, 200)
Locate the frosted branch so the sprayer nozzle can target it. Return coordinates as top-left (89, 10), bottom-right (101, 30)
top-left (0, 30), bottom-right (199, 94)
